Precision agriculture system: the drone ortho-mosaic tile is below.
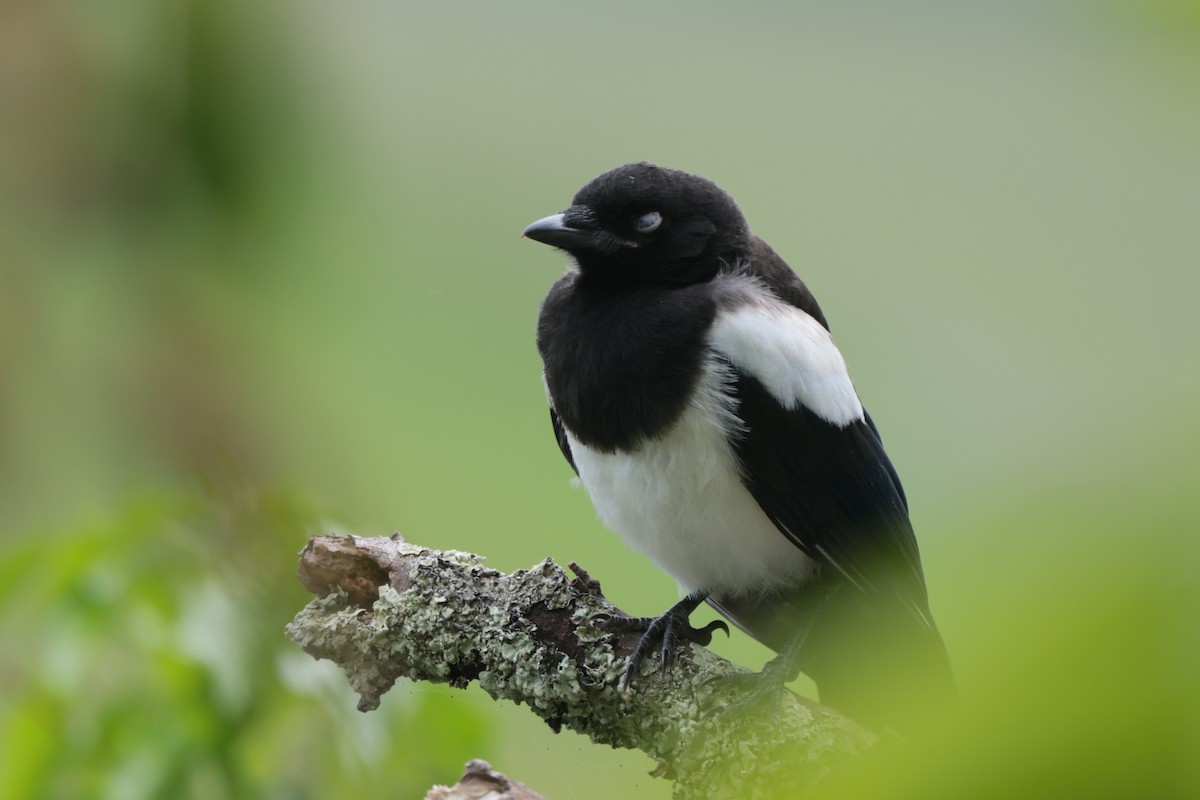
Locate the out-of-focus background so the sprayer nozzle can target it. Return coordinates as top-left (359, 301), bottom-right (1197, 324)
top-left (1, 1), bottom-right (1197, 797)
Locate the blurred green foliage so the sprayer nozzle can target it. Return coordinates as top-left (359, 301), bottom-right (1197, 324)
top-left (0, 489), bottom-right (489, 799)
top-left (1, 1), bottom-right (1197, 798)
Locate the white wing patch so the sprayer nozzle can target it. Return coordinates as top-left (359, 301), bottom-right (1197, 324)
top-left (708, 290), bottom-right (864, 428)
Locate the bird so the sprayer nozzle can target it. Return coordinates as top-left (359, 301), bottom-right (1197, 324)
top-left (523, 162), bottom-right (954, 733)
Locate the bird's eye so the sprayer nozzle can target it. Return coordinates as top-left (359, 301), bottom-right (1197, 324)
top-left (631, 211), bottom-right (662, 233)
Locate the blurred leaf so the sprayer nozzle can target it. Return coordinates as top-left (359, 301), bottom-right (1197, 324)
top-left (0, 489), bottom-right (493, 799)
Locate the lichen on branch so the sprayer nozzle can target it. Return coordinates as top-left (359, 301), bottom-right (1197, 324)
top-left (285, 534), bottom-right (873, 799)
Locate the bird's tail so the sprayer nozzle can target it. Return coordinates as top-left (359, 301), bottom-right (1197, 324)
top-left (808, 599), bottom-right (957, 735)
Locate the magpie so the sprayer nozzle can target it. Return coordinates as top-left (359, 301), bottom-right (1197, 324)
top-left (524, 162), bottom-right (954, 732)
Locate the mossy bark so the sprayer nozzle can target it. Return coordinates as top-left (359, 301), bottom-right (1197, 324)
top-left (286, 534), bottom-right (873, 799)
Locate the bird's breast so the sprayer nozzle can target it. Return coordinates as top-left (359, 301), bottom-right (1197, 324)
top-left (565, 356), bottom-right (816, 597)
top-left (537, 277), bottom-right (719, 452)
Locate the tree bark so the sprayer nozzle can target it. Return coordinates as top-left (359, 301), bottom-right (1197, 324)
top-left (285, 534), bottom-right (874, 799)
top-left (425, 759), bottom-right (546, 800)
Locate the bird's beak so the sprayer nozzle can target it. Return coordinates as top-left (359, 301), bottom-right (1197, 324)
top-left (522, 211), bottom-right (598, 251)
top-left (523, 206), bottom-right (628, 253)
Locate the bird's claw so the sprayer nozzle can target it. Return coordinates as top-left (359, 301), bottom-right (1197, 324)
top-left (597, 594), bottom-right (725, 691)
top-left (685, 619), bottom-right (730, 647)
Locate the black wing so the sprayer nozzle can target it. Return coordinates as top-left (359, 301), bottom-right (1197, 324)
top-left (550, 408), bottom-right (578, 475)
top-left (730, 368), bottom-right (929, 614)
top-left (716, 244), bottom-right (954, 725)
top-left (728, 239), bottom-right (928, 613)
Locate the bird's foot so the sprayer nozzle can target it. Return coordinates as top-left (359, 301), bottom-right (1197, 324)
top-left (596, 591), bottom-right (728, 691)
top-left (705, 651), bottom-right (799, 721)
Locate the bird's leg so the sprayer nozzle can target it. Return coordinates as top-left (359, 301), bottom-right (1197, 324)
top-left (709, 584), bottom-right (839, 717)
top-left (712, 637), bottom-right (805, 719)
top-left (598, 590), bottom-right (729, 691)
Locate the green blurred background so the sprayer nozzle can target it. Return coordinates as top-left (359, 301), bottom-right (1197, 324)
top-left (1, 1), bottom-right (1197, 797)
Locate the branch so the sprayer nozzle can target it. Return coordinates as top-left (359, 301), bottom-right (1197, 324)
top-left (285, 534), bottom-right (874, 798)
top-left (426, 759), bottom-right (547, 800)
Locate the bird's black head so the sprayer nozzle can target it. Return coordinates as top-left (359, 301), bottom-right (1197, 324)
top-left (523, 162), bottom-right (750, 287)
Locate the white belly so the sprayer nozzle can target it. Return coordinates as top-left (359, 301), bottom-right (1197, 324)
top-left (566, 361), bottom-right (815, 597)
